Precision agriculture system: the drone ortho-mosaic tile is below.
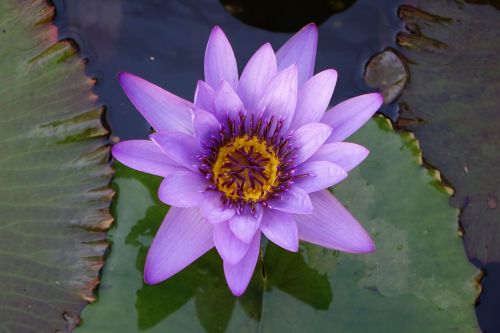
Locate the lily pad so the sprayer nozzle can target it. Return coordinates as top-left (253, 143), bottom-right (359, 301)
top-left (0, 0), bottom-right (112, 331)
top-left (76, 118), bottom-right (479, 333)
top-left (365, 0), bottom-right (500, 264)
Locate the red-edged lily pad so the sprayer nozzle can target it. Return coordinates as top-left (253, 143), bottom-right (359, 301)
top-left (0, 0), bottom-right (112, 331)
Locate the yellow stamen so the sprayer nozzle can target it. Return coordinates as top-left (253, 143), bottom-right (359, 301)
top-left (212, 135), bottom-right (280, 202)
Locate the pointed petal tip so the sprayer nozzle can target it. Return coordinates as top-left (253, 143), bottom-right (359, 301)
top-left (110, 142), bottom-right (120, 155)
top-left (208, 25), bottom-right (229, 44)
top-left (143, 207), bottom-right (214, 286)
top-left (296, 191), bottom-right (377, 254)
top-left (116, 71), bottom-right (129, 84)
top-left (366, 92), bottom-right (384, 114)
top-left (322, 92), bottom-right (384, 142)
top-left (300, 22), bottom-right (318, 35)
top-left (367, 240), bottom-right (376, 252)
top-left (353, 237), bottom-right (376, 253)
top-left (143, 256), bottom-right (168, 285)
top-left (288, 63), bottom-right (298, 72)
top-left (281, 63), bottom-right (299, 83)
top-left (286, 241), bottom-right (299, 252)
top-left (143, 268), bottom-right (160, 285)
top-left (229, 286), bottom-right (245, 297)
top-left (305, 22), bottom-right (318, 29)
top-left (116, 71), bottom-right (194, 134)
top-left (223, 232), bottom-right (261, 296)
top-left (340, 223), bottom-right (377, 254)
top-left (205, 25), bottom-right (238, 89)
top-left (362, 146), bottom-right (370, 158)
top-left (372, 92), bottom-right (384, 107)
top-left (325, 68), bottom-right (338, 80)
top-left (111, 140), bottom-right (184, 178)
top-left (364, 92), bottom-right (384, 111)
top-left (320, 233), bottom-right (376, 254)
top-left (117, 71), bottom-right (137, 84)
top-left (211, 25), bottom-right (223, 33)
top-left (256, 42), bottom-right (276, 57)
top-left (275, 22), bottom-right (319, 85)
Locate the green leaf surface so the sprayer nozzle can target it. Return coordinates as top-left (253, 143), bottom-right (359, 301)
top-left (365, 0), bottom-right (500, 264)
top-left (77, 118), bottom-right (479, 333)
top-left (0, 0), bottom-right (112, 331)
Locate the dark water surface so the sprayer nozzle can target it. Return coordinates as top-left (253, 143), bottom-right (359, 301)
top-left (51, 0), bottom-right (497, 332)
top-left (51, 0), bottom-right (400, 140)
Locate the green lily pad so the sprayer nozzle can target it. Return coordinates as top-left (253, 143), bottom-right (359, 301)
top-left (365, 0), bottom-right (500, 264)
top-left (76, 117), bottom-right (479, 332)
top-left (0, 0), bottom-right (112, 331)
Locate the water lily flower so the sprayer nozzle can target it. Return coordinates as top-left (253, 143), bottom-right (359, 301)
top-left (112, 23), bottom-right (383, 296)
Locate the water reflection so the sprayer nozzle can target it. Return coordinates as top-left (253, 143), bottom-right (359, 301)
top-left (125, 180), bottom-right (333, 332)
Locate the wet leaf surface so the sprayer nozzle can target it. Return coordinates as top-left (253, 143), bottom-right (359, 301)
top-left (365, 0), bottom-right (500, 265)
top-left (76, 118), bottom-right (479, 333)
top-left (0, 0), bottom-right (112, 331)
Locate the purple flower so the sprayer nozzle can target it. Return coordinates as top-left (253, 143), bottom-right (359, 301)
top-left (112, 24), bottom-right (383, 296)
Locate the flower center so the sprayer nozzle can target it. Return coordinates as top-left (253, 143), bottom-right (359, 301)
top-left (198, 113), bottom-right (299, 211)
top-left (212, 135), bottom-right (280, 203)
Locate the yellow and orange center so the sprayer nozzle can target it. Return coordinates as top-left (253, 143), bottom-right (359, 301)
top-left (212, 135), bottom-right (280, 202)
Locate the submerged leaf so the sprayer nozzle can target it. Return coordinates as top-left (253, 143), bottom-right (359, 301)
top-left (0, 0), bottom-right (112, 331)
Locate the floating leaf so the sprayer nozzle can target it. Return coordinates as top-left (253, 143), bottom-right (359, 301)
top-left (76, 118), bottom-right (479, 332)
top-left (365, 48), bottom-right (408, 104)
top-left (365, 0), bottom-right (500, 264)
top-left (0, 0), bottom-right (112, 331)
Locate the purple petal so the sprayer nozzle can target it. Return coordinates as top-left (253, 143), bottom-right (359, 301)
top-left (151, 132), bottom-right (200, 172)
top-left (193, 109), bottom-right (221, 149)
top-left (204, 26), bottom-right (238, 89)
top-left (112, 140), bottom-right (183, 177)
top-left (199, 191), bottom-right (236, 223)
top-left (194, 80), bottom-right (215, 113)
top-left (295, 161), bottom-right (347, 193)
top-left (276, 23), bottom-right (318, 86)
top-left (256, 65), bottom-right (298, 130)
top-left (292, 123), bottom-right (332, 164)
top-left (144, 207), bottom-right (214, 284)
top-left (229, 208), bottom-right (263, 243)
top-left (322, 93), bottom-right (384, 143)
top-left (118, 72), bottom-right (193, 134)
top-left (214, 222), bottom-right (251, 265)
top-left (223, 232), bottom-right (261, 296)
top-left (260, 209), bottom-right (298, 252)
top-left (291, 69), bottom-right (337, 129)
top-left (214, 80), bottom-right (245, 121)
top-left (158, 171), bottom-right (207, 207)
top-left (238, 43), bottom-right (277, 113)
top-left (268, 186), bottom-right (313, 214)
top-left (296, 190), bottom-right (375, 253)
top-left (308, 142), bottom-right (369, 172)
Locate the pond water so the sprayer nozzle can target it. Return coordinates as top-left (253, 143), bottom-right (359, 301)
top-left (52, 0), bottom-right (401, 140)
top-left (50, 0), bottom-right (498, 332)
